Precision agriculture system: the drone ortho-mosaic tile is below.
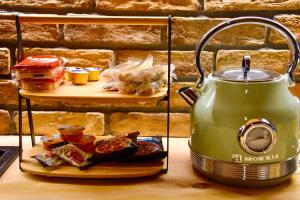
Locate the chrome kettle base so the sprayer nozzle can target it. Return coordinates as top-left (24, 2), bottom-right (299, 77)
top-left (190, 149), bottom-right (298, 187)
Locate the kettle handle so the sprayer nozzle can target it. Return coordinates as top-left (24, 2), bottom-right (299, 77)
top-left (195, 16), bottom-right (300, 88)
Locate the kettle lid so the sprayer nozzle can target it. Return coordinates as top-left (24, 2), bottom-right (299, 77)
top-left (212, 55), bottom-right (281, 82)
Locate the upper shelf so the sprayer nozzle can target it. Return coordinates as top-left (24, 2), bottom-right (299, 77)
top-left (0, 13), bottom-right (170, 25)
top-left (19, 81), bottom-right (167, 103)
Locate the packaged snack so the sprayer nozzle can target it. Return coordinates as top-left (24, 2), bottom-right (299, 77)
top-left (16, 66), bottom-right (65, 80)
top-left (118, 81), bottom-right (140, 94)
top-left (20, 73), bottom-right (64, 91)
top-left (121, 131), bottom-right (139, 143)
top-left (135, 82), bottom-right (161, 96)
top-left (101, 57), bottom-right (143, 83)
top-left (40, 133), bottom-right (68, 151)
top-left (119, 63), bottom-right (165, 83)
top-left (13, 55), bottom-right (67, 91)
top-left (99, 54), bottom-right (176, 96)
top-left (31, 152), bottom-right (65, 167)
top-left (12, 55), bottom-right (66, 70)
top-left (58, 125), bottom-right (85, 142)
top-left (118, 54), bottom-right (154, 82)
top-left (78, 133), bottom-right (139, 170)
top-left (91, 136), bottom-right (137, 162)
top-left (72, 135), bottom-right (96, 153)
top-left (119, 137), bottom-right (167, 162)
top-left (52, 143), bottom-right (92, 167)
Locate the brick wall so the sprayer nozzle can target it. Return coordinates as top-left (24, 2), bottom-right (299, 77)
top-left (1, 0), bottom-right (300, 137)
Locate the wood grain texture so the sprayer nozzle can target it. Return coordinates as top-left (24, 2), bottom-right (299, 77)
top-left (20, 81), bottom-right (167, 103)
top-left (21, 141), bottom-right (163, 178)
top-left (1, 136), bottom-right (300, 200)
top-left (0, 14), bottom-right (169, 25)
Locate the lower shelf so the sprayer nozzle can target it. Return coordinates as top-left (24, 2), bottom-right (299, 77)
top-left (21, 143), bottom-right (164, 178)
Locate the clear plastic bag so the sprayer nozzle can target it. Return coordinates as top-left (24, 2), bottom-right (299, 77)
top-left (99, 54), bottom-right (176, 96)
top-left (101, 57), bottom-right (143, 83)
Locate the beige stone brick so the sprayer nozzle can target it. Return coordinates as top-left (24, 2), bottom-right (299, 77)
top-left (0, 20), bottom-right (16, 42)
top-left (0, 48), bottom-right (10, 75)
top-left (0, 20), bottom-right (59, 42)
top-left (115, 50), bottom-right (213, 79)
top-left (0, 110), bottom-right (10, 135)
top-left (204, 0), bottom-right (300, 11)
top-left (216, 50), bottom-right (294, 74)
top-left (0, 0), bottom-right (93, 10)
top-left (173, 17), bottom-right (266, 48)
top-left (64, 24), bottom-right (162, 48)
top-left (0, 80), bottom-right (18, 105)
top-left (109, 112), bottom-right (190, 137)
top-left (270, 15), bottom-right (300, 45)
top-left (14, 111), bottom-right (105, 136)
top-left (96, 0), bottom-right (201, 15)
top-left (21, 24), bottom-right (60, 43)
top-left (23, 48), bottom-right (114, 69)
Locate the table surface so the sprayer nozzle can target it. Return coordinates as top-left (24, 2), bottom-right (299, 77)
top-left (1, 136), bottom-right (300, 200)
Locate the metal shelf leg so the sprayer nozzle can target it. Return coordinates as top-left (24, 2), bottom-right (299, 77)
top-left (18, 93), bottom-right (24, 172)
top-left (26, 98), bottom-right (35, 146)
top-left (161, 15), bottom-right (172, 174)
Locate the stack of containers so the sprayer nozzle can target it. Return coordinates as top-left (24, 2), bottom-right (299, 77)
top-left (12, 55), bottom-right (66, 91)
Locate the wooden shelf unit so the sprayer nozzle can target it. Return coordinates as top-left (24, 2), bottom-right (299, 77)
top-left (0, 13), bottom-right (173, 178)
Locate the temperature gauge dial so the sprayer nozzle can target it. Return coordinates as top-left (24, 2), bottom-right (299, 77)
top-left (239, 119), bottom-right (276, 155)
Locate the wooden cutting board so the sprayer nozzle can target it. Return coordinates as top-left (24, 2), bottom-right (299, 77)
top-left (21, 143), bottom-right (164, 178)
top-left (20, 81), bottom-right (167, 103)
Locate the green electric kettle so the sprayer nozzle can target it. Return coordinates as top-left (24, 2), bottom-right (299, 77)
top-left (178, 16), bottom-right (300, 187)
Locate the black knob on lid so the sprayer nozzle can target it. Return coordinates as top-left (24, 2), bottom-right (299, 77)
top-left (242, 55), bottom-right (251, 78)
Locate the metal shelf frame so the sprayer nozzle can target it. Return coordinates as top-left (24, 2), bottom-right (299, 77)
top-left (0, 13), bottom-right (172, 174)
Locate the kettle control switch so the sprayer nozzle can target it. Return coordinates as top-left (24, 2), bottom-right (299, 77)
top-left (238, 119), bottom-right (277, 155)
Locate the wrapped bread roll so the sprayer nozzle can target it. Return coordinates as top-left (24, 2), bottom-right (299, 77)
top-left (119, 55), bottom-right (154, 82)
top-left (119, 64), bottom-right (168, 83)
top-left (136, 82), bottom-right (161, 96)
top-left (119, 81), bottom-right (140, 94)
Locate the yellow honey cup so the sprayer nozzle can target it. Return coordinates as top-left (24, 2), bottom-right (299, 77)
top-left (85, 67), bottom-right (101, 81)
top-left (71, 70), bottom-right (88, 85)
top-left (64, 67), bottom-right (82, 81)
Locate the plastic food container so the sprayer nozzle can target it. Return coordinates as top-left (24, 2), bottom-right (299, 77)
top-left (64, 67), bottom-right (82, 81)
top-left (85, 68), bottom-right (101, 81)
top-left (58, 125), bottom-right (85, 143)
top-left (71, 70), bottom-right (88, 85)
top-left (73, 135), bottom-right (96, 153)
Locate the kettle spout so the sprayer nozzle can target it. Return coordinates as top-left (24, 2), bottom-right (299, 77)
top-left (177, 86), bottom-right (198, 106)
